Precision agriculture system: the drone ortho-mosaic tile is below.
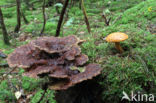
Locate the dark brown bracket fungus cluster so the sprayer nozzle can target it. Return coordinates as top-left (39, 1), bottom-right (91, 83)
top-left (7, 35), bottom-right (102, 90)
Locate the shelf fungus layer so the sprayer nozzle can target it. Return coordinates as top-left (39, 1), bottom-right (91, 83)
top-left (7, 35), bottom-right (102, 90)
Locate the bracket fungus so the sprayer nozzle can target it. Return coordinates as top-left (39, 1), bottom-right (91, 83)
top-left (105, 32), bottom-right (128, 53)
top-left (7, 35), bottom-right (102, 90)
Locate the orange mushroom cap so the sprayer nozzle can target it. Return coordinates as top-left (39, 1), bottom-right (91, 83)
top-left (105, 32), bottom-right (128, 42)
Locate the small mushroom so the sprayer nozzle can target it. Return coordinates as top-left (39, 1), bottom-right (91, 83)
top-left (105, 32), bottom-right (128, 53)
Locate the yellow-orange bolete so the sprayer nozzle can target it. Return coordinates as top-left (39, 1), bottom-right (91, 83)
top-left (105, 32), bottom-right (128, 53)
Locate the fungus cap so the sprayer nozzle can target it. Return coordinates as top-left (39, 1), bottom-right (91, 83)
top-left (7, 44), bottom-right (42, 69)
top-left (105, 32), bottom-right (128, 42)
top-left (64, 45), bottom-right (81, 61)
top-left (75, 54), bottom-right (88, 66)
top-left (23, 65), bottom-right (69, 78)
top-left (48, 66), bottom-right (69, 79)
top-left (49, 64), bottom-right (102, 90)
top-left (23, 66), bottom-right (53, 78)
top-left (32, 35), bottom-right (82, 53)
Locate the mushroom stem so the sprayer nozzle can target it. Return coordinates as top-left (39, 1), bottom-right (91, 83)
top-left (115, 42), bottom-right (124, 53)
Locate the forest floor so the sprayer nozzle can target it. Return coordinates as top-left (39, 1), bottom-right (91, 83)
top-left (0, 0), bottom-right (156, 103)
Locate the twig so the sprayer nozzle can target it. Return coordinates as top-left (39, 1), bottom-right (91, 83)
top-left (14, 0), bottom-right (21, 33)
top-left (1, 67), bottom-right (16, 81)
top-left (81, 0), bottom-right (91, 33)
top-left (0, 7), bottom-right (10, 45)
top-left (102, 13), bottom-right (111, 26)
top-left (21, 11), bottom-right (29, 24)
top-left (40, 0), bottom-right (46, 35)
top-left (55, 0), bottom-right (69, 37)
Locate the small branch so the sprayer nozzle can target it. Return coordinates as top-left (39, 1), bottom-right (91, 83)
top-left (102, 14), bottom-right (111, 26)
top-left (1, 67), bottom-right (16, 81)
top-left (81, 0), bottom-right (91, 33)
top-left (55, 0), bottom-right (69, 37)
top-left (79, 0), bottom-right (82, 9)
top-left (0, 7), bottom-right (10, 45)
top-left (108, 18), bottom-right (111, 25)
top-left (21, 11), bottom-right (29, 24)
top-left (55, 6), bottom-right (60, 14)
top-left (14, 0), bottom-right (21, 33)
top-left (40, 0), bottom-right (46, 35)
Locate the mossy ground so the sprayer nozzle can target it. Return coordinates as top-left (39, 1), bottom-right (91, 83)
top-left (0, 0), bottom-right (156, 102)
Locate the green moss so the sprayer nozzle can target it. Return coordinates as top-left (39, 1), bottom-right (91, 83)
top-left (116, 0), bottom-right (156, 25)
top-left (45, 22), bottom-right (57, 35)
top-left (103, 0), bottom-right (147, 12)
top-left (0, 36), bottom-right (14, 54)
top-left (30, 89), bottom-right (56, 103)
top-left (100, 56), bottom-right (156, 102)
top-left (0, 80), bottom-right (16, 102)
top-left (0, 0), bottom-right (156, 102)
top-left (22, 76), bottom-right (41, 91)
top-left (30, 89), bottom-right (44, 103)
top-left (2, 7), bottom-right (16, 18)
